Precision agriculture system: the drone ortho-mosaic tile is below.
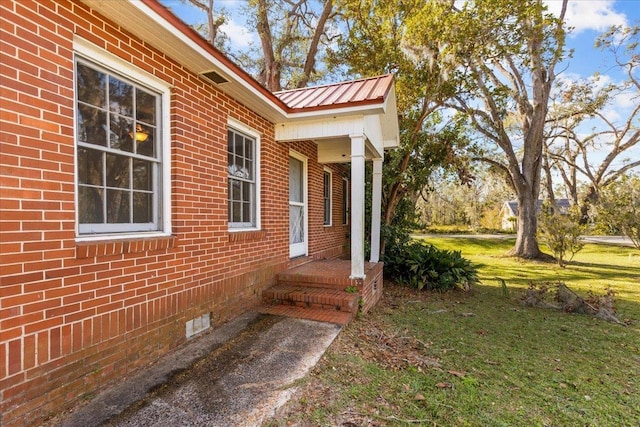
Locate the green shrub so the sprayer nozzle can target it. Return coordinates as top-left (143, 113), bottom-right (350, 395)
top-left (538, 202), bottom-right (585, 267)
top-left (383, 239), bottom-right (479, 291)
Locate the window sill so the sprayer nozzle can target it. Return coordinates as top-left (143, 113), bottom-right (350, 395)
top-left (228, 230), bottom-right (267, 243)
top-left (76, 235), bottom-right (177, 259)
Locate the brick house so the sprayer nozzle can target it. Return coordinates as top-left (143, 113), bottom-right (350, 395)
top-left (0, 0), bottom-right (399, 425)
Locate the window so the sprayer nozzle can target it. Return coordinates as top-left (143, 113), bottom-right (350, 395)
top-left (342, 177), bottom-right (349, 225)
top-left (74, 49), bottom-right (169, 237)
top-left (323, 169), bottom-right (332, 226)
top-left (228, 125), bottom-right (259, 229)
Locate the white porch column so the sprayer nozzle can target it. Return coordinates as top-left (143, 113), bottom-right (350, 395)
top-left (370, 157), bottom-right (383, 263)
top-left (350, 134), bottom-right (366, 279)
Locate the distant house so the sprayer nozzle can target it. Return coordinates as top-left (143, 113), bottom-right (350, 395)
top-left (0, 1), bottom-right (400, 425)
top-left (500, 199), bottom-right (571, 230)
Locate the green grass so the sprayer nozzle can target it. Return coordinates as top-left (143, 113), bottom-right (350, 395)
top-left (267, 239), bottom-right (640, 427)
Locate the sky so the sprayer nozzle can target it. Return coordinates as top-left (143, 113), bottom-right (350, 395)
top-left (161, 0), bottom-right (639, 180)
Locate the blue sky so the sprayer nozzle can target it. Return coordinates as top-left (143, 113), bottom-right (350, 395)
top-left (162, 0), bottom-right (639, 177)
top-left (161, 0), bottom-right (639, 80)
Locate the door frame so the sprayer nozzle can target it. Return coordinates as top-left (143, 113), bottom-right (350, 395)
top-left (289, 150), bottom-right (308, 258)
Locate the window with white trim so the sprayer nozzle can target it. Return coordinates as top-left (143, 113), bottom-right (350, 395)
top-left (323, 169), bottom-right (332, 226)
top-left (342, 176), bottom-right (349, 225)
top-left (74, 55), bottom-right (166, 236)
top-left (228, 127), bottom-right (258, 228)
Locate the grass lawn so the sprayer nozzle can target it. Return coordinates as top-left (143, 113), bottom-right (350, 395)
top-left (267, 238), bottom-right (640, 426)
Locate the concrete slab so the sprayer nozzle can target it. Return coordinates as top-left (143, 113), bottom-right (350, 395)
top-left (56, 312), bottom-right (341, 427)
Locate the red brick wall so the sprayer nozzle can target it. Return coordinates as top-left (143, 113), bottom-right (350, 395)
top-left (0, 1), bottom-right (348, 425)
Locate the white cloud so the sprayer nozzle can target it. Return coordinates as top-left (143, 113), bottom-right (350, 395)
top-left (545, 0), bottom-right (628, 35)
top-left (220, 18), bottom-right (256, 49)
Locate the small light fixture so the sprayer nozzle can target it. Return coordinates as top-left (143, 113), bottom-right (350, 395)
top-left (130, 124), bottom-right (149, 143)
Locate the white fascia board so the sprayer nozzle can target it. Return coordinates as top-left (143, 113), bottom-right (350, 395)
top-left (276, 115), bottom-right (365, 142)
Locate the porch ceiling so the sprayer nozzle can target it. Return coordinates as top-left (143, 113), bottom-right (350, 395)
top-left (315, 138), bottom-right (380, 163)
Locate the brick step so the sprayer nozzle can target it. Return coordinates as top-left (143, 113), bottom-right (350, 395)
top-left (263, 284), bottom-right (360, 314)
top-left (257, 304), bottom-right (354, 326)
top-left (276, 278), bottom-right (354, 291)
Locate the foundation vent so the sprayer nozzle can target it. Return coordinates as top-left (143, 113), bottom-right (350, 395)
top-left (186, 313), bottom-right (210, 338)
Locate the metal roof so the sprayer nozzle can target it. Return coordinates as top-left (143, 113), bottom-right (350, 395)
top-left (275, 75), bottom-right (394, 112)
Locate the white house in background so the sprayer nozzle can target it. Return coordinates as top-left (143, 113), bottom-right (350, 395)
top-left (501, 199), bottom-right (572, 230)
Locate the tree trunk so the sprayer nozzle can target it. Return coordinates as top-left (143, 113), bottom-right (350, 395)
top-left (579, 184), bottom-right (598, 225)
top-left (507, 191), bottom-right (544, 259)
top-left (255, 0), bottom-right (281, 92)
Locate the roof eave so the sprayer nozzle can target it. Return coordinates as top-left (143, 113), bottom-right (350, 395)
top-left (83, 0), bottom-right (290, 122)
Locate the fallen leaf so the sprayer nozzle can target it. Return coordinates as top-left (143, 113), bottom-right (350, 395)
top-left (448, 370), bottom-right (466, 378)
top-left (403, 384), bottom-right (410, 391)
top-left (435, 382), bottom-right (452, 389)
top-left (414, 393), bottom-right (426, 400)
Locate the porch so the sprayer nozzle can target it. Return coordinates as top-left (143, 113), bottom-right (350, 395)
top-left (259, 258), bottom-right (384, 326)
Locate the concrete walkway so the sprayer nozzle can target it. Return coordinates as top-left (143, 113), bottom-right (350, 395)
top-left (56, 311), bottom-right (341, 427)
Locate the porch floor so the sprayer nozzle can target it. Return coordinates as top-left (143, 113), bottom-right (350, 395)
top-left (258, 259), bottom-right (384, 326)
top-left (276, 259), bottom-right (382, 288)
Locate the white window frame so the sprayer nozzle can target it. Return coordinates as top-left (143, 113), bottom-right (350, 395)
top-left (73, 37), bottom-right (171, 242)
top-left (227, 118), bottom-right (261, 231)
top-left (323, 168), bottom-right (332, 227)
top-left (342, 176), bottom-right (349, 225)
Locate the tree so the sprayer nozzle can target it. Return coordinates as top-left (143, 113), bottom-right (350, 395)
top-left (597, 173), bottom-right (640, 249)
top-left (246, 0), bottom-right (337, 90)
top-left (180, 0), bottom-right (229, 47)
top-left (545, 25), bottom-right (640, 222)
top-left (182, 0), bottom-right (339, 91)
top-left (538, 203), bottom-right (585, 267)
top-left (402, 0), bottom-right (568, 259)
top-left (334, 0), bottom-right (473, 253)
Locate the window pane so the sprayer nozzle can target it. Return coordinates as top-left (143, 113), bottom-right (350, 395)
top-left (107, 189), bottom-right (130, 223)
top-left (77, 104), bottom-right (107, 146)
top-left (234, 133), bottom-right (244, 157)
top-left (109, 76), bottom-right (133, 116)
top-left (244, 138), bottom-right (252, 161)
top-left (106, 153), bottom-right (130, 188)
top-left (230, 179), bottom-right (241, 202)
top-left (242, 181), bottom-right (252, 204)
top-left (133, 159), bottom-right (152, 191)
top-left (232, 201), bottom-right (242, 223)
top-left (79, 186), bottom-right (104, 224)
top-left (76, 63), bottom-right (106, 107)
top-left (290, 205), bottom-right (304, 244)
top-left (244, 159), bottom-right (253, 180)
top-left (242, 202), bottom-right (251, 224)
top-left (133, 192), bottom-right (152, 223)
top-left (78, 148), bottom-right (103, 186)
top-left (289, 157), bottom-right (303, 203)
top-left (136, 123), bottom-right (155, 157)
top-left (136, 89), bottom-right (156, 125)
top-left (110, 115), bottom-right (134, 152)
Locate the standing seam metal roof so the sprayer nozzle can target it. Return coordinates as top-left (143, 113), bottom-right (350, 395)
top-left (275, 74), bottom-right (394, 111)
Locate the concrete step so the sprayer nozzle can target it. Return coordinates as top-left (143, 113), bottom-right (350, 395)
top-left (263, 284), bottom-right (360, 314)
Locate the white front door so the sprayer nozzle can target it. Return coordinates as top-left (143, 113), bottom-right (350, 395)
top-left (289, 153), bottom-right (307, 258)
